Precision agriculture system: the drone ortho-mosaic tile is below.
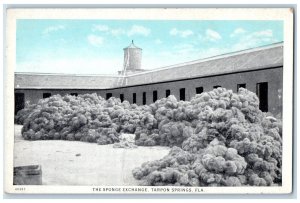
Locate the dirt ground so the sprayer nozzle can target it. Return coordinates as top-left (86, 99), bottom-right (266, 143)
top-left (14, 125), bottom-right (170, 186)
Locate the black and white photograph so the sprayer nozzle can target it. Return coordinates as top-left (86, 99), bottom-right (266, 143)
top-left (4, 8), bottom-right (294, 194)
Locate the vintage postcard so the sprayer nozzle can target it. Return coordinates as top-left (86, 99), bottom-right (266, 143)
top-left (4, 8), bottom-right (294, 194)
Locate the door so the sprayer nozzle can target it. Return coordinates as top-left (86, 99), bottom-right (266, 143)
top-left (15, 93), bottom-right (25, 115)
top-left (180, 88), bottom-right (185, 101)
top-left (256, 82), bottom-right (268, 112)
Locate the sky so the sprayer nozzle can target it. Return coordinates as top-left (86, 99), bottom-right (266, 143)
top-left (16, 20), bottom-right (283, 75)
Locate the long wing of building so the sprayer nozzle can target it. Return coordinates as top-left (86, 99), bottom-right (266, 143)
top-left (14, 42), bottom-right (283, 117)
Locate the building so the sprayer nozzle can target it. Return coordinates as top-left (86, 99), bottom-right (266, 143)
top-left (14, 42), bottom-right (283, 117)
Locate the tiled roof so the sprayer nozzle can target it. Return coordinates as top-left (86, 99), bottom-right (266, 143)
top-left (15, 73), bottom-right (121, 89)
top-left (126, 43), bottom-right (283, 86)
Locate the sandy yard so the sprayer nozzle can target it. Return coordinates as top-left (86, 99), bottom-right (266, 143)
top-left (14, 125), bottom-right (170, 186)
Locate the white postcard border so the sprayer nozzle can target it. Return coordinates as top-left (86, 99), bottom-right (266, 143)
top-left (4, 8), bottom-right (294, 194)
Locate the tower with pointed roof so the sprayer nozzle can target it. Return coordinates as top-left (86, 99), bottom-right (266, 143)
top-left (123, 40), bottom-right (142, 72)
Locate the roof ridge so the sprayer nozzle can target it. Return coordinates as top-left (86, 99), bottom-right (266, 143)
top-left (127, 42), bottom-right (283, 76)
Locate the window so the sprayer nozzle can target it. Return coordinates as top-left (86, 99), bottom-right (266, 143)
top-left (180, 88), bottom-right (185, 101)
top-left (120, 94), bottom-right (124, 102)
top-left (143, 92), bottom-right (146, 105)
top-left (133, 93), bottom-right (136, 104)
top-left (43, 93), bottom-right (51, 98)
top-left (213, 85), bottom-right (221, 89)
top-left (70, 93), bottom-right (78, 96)
top-left (15, 93), bottom-right (25, 115)
top-left (237, 83), bottom-right (246, 91)
top-left (106, 93), bottom-right (112, 100)
top-left (153, 91), bottom-right (158, 102)
top-left (196, 87), bottom-right (203, 94)
top-left (256, 82), bottom-right (268, 112)
top-left (166, 89), bottom-right (171, 97)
